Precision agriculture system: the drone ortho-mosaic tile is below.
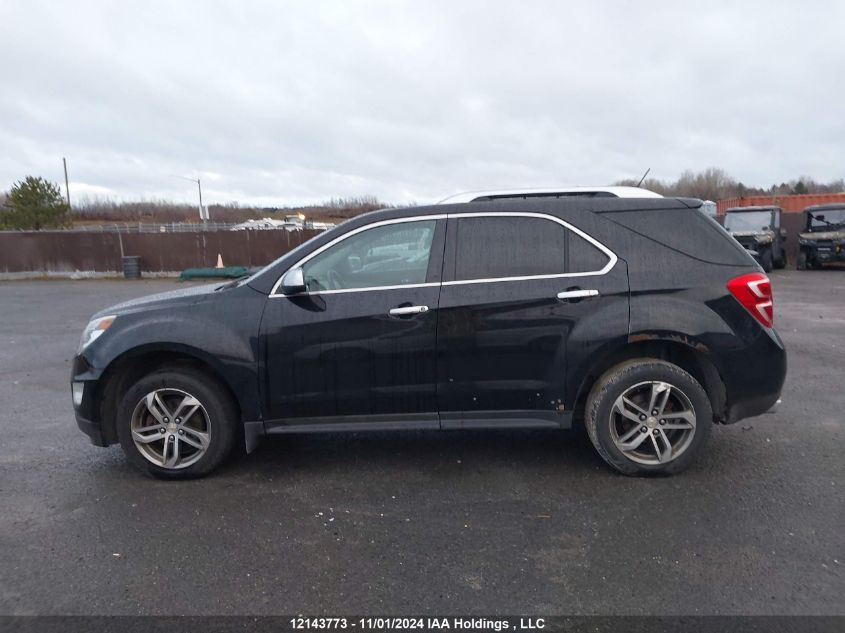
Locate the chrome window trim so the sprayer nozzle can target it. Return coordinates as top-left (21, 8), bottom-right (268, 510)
top-left (442, 211), bottom-right (616, 285)
top-left (286, 282), bottom-right (441, 296)
top-left (269, 215), bottom-right (446, 297)
top-left (269, 211), bottom-right (616, 297)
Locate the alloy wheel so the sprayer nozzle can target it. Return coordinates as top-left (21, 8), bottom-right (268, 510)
top-left (130, 388), bottom-right (211, 469)
top-left (609, 380), bottom-right (697, 466)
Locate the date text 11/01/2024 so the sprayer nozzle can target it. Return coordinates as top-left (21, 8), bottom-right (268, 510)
top-left (290, 618), bottom-right (546, 631)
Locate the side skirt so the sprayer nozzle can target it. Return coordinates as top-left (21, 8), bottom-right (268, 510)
top-left (244, 410), bottom-right (572, 453)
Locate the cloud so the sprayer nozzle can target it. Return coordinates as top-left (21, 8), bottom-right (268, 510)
top-left (1, 0), bottom-right (842, 206)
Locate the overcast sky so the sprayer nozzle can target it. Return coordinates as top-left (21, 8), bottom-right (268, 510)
top-left (1, 1), bottom-right (843, 207)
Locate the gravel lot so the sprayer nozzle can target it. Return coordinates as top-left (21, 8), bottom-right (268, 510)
top-left (0, 272), bottom-right (842, 615)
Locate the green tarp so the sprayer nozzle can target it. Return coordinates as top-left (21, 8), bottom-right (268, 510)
top-left (179, 266), bottom-right (248, 281)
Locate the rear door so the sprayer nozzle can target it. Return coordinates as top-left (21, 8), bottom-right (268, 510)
top-left (436, 211), bottom-right (629, 428)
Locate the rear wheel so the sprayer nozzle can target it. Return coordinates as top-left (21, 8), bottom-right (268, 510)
top-left (116, 368), bottom-right (238, 479)
top-left (585, 359), bottom-right (712, 476)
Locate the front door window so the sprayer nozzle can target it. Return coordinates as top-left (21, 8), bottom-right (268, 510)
top-left (303, 220), bottom-right (437, 292)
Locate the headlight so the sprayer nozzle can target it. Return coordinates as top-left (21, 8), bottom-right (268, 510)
top-left (79, 315), bottom-right (116, 352)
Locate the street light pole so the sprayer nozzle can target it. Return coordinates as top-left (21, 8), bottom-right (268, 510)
top-left (171, 174), bottom-right (207, 222)
top-left (196, 179), bottom-right (204, 221)
top-left (62, 157), bottom-right (71, 209)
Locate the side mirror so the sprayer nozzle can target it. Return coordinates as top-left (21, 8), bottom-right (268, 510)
top-left (280, 267), bottom-right (306, 294)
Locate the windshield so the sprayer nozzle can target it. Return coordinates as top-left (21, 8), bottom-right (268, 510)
top-left (723, 210), bottom-right (772, 232)
top-left (808, 208), bottom-right (845, 231)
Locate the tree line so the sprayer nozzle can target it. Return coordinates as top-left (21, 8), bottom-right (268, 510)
top-left (615, 167), bottom-right (844, 202)
top-left (2, 169), bottom-right (843, 230)
top-left (0, 177), bottom-right (387, 229)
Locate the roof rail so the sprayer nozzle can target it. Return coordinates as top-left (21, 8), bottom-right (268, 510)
top-left (437, 186), bottom-right (663, 204)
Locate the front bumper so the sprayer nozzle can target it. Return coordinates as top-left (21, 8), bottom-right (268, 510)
top-left (75, 410), bottom-right (108, 447)
top-left (71, 354), bottom-right (110, 447)
top-left (809, 246), bottom-right (845, 263)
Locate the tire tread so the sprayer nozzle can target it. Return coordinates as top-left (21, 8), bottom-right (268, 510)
top-left (115, 367), bottom-right (238, 479)
top-left (585, 358), bottom-right (712, 476)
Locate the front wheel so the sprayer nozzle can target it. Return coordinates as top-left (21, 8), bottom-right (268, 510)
top-left (585, 359), bottom-right (712, 476)
top-left (760, 248), bottom-right (773, 272)
top-left (116, 368), bottom-right (238, 479)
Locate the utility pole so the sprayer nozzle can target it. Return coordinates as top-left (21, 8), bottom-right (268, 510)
top-left (196, 178), bottom-right (205, 221)
top-left (172, 174), bottom-right (207, 222)
top-left (62, 157), bottom-right (71, 209)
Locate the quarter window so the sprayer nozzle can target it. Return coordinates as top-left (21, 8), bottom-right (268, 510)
top-left (453, 216), bottom-right (609, 281)
top-left (569, 228), bottom-right (610, 273)
top-left (303, 220), bottom-right (436, 292)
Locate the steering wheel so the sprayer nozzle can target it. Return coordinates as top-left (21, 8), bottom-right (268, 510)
top-left (326, 269), bottom-right (343, 290)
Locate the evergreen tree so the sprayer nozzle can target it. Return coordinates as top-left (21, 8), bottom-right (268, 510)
top-left (1, 176), bottom-right (70, 230)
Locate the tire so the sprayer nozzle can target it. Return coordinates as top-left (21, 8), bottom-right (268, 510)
top-left (774, 250), bottom-right (787, 269)
top-left (797, 251), bottom-right (807, 270)
top-left (585, 359), bottom-right (712, 476)
top-left (760, 248), bottom-right (773, 273)
top-left (116, 368), bottom-right (238, 479)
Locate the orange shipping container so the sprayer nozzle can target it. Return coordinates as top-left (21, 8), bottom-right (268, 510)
top-left (717, 193), bottom-right (845, 215)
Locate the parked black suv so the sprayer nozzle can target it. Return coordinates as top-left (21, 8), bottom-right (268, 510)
top-left (72, 197), bottom-right (786, 478)
top-left (723, 206), bottom-right (788, 272)
top-left (797, 204), bottom-right (845, 269)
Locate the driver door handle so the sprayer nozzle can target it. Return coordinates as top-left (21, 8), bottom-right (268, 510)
top-left (389, 305), bottom-right (429, 317)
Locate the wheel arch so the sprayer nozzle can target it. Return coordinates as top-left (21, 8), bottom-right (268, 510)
top-left (572, 337), bottom-right (727, 425)
top-left (92, 344), bottom-right (245, 446)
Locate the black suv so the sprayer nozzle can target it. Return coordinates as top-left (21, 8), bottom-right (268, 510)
top-left (797, 204), bottom-right (845, 269)
top-left (723, 205), bottom-right (788, 272)
top-left (72, 197), bottom-right (786, 478)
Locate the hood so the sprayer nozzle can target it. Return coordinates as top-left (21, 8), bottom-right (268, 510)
top-left (799, 229), bottom-right (845, 241)
top-left (93, 282), bottom-right (223, 318)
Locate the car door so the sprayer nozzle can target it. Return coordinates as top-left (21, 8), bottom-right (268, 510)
top-left (436, 211), bottom-right (629, 428)
top-left (260, 216), bottom-right (446, 428)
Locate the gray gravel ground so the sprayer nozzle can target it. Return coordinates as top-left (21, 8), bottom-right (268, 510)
top-left (0, 272), bottom-right (842, 615)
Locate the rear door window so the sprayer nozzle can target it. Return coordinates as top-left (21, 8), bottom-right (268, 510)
top-left (452, 215), bottom-right (610, 281)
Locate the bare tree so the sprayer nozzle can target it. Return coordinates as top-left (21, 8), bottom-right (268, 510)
top-left (617, 168), bottom-right (844, 199)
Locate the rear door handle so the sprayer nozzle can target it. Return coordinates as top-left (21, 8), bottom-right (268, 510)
top-left (557, 289), bottom-right (599, 301)
top-left (389, 305), bottom-right (429, 317)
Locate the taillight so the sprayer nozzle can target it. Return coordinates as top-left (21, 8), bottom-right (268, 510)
top-left (727, 273), bottom-right (773, 328)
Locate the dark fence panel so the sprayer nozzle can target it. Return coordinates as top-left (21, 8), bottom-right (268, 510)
top-left (0, 230), bottom-right (323, 273)
top-left (0, 218), bottom-right (814, 273)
